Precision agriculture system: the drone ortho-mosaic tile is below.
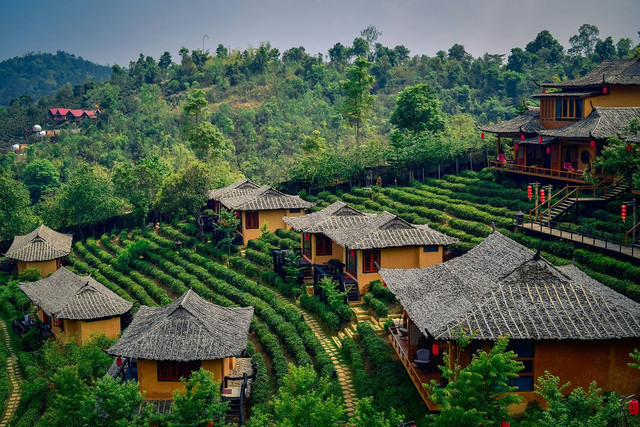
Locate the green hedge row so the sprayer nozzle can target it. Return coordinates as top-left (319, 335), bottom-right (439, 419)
top-left (340, 337), bottom-right (374, 399)
top-left (244, 248), bottom-right (273, 267)
top-left (363, 293), bottom-right (388, 318)
top-left (299, 293), bottom-right (341, 331)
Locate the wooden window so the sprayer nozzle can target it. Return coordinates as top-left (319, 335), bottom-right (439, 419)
top-left (423, 246), bottom-right (438, 252)
top-left (362, 250), bottom-right (380, 273)
top-left (302, 233), bottom-right (312, 259)
top-left (346, 249), bottom-right (357, 277)
top-left (289, 208), bottom-right (301, 214)
top-left (316, 234), bottom-right (332, 256)
top-left (555, 98), bottom-right (582, 120)
top-left (158, 360), bottom-right (202, 382)
top-left (245, 211), bottom-right (259, 229)
top-left (507, 340), bottom-right (535, 391)
top-left (540, 99), bottom-right (555, 120)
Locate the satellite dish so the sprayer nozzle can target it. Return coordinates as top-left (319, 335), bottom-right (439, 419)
top-left (39, 131), bottom-right (46, 137)
top-left (32, 124), bottom-right (42, 132)
top-left (11, 144), bottom-right (20, 152)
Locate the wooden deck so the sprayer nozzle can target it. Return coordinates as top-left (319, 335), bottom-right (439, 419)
top-left (490, 162), bottom-right (590, 183)
top-left (521, 222), bottom-right (640, 260)
top-left (389, 329), bottom-right (440, 411)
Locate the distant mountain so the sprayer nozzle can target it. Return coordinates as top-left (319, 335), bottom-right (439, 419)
top-left (0, 51), bottom-right (112, 105)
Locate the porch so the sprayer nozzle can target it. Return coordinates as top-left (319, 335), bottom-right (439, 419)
top-left (490, 161), bottom-right (587, 182)
top-left (388, 327), bottom-right (441, 411)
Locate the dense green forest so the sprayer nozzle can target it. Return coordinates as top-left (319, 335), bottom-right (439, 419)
top-left (0, 24), bottom-right (638, 238)
top-left (0, 51), bottom-right (112, 106)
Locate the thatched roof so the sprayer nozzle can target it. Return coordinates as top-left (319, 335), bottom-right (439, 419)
top-left (106, 289), bottom-right (254, 361)
top-left (19, 267), bottom-right (132, 320)
top-left (532, 90), bottom-right (602, 99)
top-left (540, 59), bottom-right (640, 88)
top-left (479, 107), bottom-right (544, 136)
top-left (380, 231), bottom-right (640, 341)
top-left (5, 224), bottom-right (72, 262)
top-left (208, 179), bottom-right (314, 211)
top-left (283, 201), bottom-right (373, 233)
top-left (626, 133), bottom-right (640, 144)
top-left (285, 201), bottom-right (456, 249)
top-left (539, 107), bottom-right (640, 140)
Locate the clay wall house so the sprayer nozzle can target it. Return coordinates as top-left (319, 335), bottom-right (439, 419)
top-left (4, 224), bottom-right (72, 277)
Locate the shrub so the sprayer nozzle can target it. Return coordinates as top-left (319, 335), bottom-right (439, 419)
top-left (363, 293), bottom-right (388, 318)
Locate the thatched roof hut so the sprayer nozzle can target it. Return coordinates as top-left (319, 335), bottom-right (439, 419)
top-left (5, 224), bottom-right (72, 262)
top-left (208, 179), bottom-right (314, 211)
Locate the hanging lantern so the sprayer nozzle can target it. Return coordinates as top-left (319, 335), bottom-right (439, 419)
top-left (628, 144), bottom-right (633, 152)
top-left (382, 280), bottom-right (387, 288)
top-left (350, 250), bottom-right (355, 257)
top-left (540, 189), bottom-right (546, 204)
top-left (527, 186), bottom-right (532, 200)
top-left (521, 134), bottom-right (525, 141)
top-left (629, 400), bottom-right (639, 416)
top-left (538, 136), bottom-right (543, 143)
top-left (590, 140), bottom-right (595, 148)
top-left (500, 423), bottom-right (511, 427)
top-left (480, 132), bottom-right (485, 139)
top-left (541, 89), bottom-right (546, 94)
top-left (116, 357), bottom-right (122, 367)
top-left (514, 143), bottom-right (519, 151)
top-left (546, 147), bottom-right (551, 154)
top-left (432, 344), bottom-right (440, 356)
top-left (214, 201), bottom-right (218, 208)
top-left (235, 211), bottom-right (240, 217)
top-left (304, 234), bottom-right (310, 241)
top-left (602, 87), bottom-right (608, 94)
top-left (622, 205), bottom-right (627, 222)
top-left (57, 318), bottom-right (63, 327)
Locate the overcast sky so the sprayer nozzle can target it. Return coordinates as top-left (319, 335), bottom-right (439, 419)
top-left (1, 0), bottom-right (639, 66)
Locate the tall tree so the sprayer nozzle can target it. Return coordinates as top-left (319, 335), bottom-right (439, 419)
top-left (569, 24), bottom-right (600, 57)
top-left (167, 368), bottom-right (228, 427)
top-left (80, 377), bottom-right (150, 427)
top-left (183, 88), bottom-right (225, 160)
top-left (23, 158), bottom-right (60, 202)
top-left (360, 25), bottom-right (382, 60)
top-left (340, 56), bottom-right (375, 145)
top-left (390, 83), bottom-right (446, 134)
top-left (0, 175), bottom-right (40, 241)
top-left (156, 161), bottom-right (214, 241)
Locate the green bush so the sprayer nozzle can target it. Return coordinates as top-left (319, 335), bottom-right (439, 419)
top-left (363, 293), bottom-right (388, 318)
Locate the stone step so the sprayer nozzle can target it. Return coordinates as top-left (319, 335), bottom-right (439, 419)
top-left (332, 336), bottom-right (342, 349)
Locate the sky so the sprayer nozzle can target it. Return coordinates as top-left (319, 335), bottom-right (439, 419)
top-left (1, 0), bottom-right (639, 66)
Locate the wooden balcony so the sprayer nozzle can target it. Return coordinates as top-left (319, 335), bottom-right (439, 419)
top-left (389, 328), bottom-right (440, 411)
top-left (489, 161), bottom-right (589, 183)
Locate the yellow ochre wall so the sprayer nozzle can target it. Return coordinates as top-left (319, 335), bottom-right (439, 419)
top-left (240, 209), bottom-right (305, 244)
top-left (138, 357), bottom-right (234, 399)
top-left (36, 308), bottom-right (121, 345)
top-left (18, 259), bottom-right (60, 277)
top-left (354, 246), bottom-right (444, 294)
top-left (583, 86), bottom-right (640, 116)
top-left (309, 234), bottom-right (345, 265)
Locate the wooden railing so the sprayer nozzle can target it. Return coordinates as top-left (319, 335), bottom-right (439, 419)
top-left (389, 329), bottom-right (438, 411)
top-left (490, 161), bottom-right (586, 181)
top-left (626, 220), bottom-right (640, 246)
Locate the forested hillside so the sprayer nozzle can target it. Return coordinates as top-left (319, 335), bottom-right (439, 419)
top-left (0, 51), bottom-right (112, 106)
top-left (0, 25), bottom-right (638, 237)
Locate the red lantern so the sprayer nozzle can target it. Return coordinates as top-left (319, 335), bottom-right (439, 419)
top-left (546, 147), bottom-right (551, 154)
top-left (590, 140), bottom-right (595, 148)
top-left (500, 423), bottom-right (511, 427)
top-left (541, 89), bottom-right (546, 94)
top-left (116, 357), bottom-right (122, 367)
top-left (602, 87), bottom-right (608, 94)
top-left (527, 185), bottom-right (532, 200)
top-left (629, 399), bottom-right (639, 416)
top-left (57, 318), bottom-right (63, 327)
top-left (628, 144), bottom-right (633, 152)
top-left (480, 132), bottom-right (485, 139)
top-left (214, 201), bottom-right (218, 208)
top-left (350, 250), bottom-right (355, 257)
top-left (622, 205), bottom-right (628, 222)
top-left (432, 344), bottom-right (440, 356)
top-left (382, 280), bottom-right (387, 288)
top-left (304, 234), bottom-right (310, 241)
top-left (514, 143), bottom-right (519, 151)
top-left (235, 211), bottom-right (240, 217)
top-left (540, 189), bottom-right (546, 204)
top-left (538, 136), bottom-right (543, 143)
top-left (521, 134), bottom-right (525, 141)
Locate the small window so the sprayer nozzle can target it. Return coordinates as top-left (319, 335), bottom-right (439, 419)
top-left (245, 211), bottom-right (259, 229)
top-left (423, 246), bottom-right (438, 252)
top-left (289, 208), bottom-right (301, 214)
top-left (363, 250), bottom-right (380, 273)
top-left (316, 234), bottom-right (332, 256)
top-left (158, 360), bottom-right (202, 381)
top-left (507, 340), bottom-right (535, 391)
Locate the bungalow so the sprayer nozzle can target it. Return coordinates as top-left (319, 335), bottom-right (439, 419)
top-left (48, 108), bottom-right (99, 124)
top-left (19, 267), bottom-right (133, 344)
top-left (4, 224), bottom-right (72, 277)
top-left (380, 230), bottom-right (640, 412)
top-left (208, 179), bottom-right (314, 245)
top-left (483, 58), bottom-right (640, 183)
top-left (106, 289), bottom-right (254, 400)
top-left (284, 201), bottom-right (458, 296)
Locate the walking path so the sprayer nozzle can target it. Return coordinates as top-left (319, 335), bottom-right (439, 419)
top-left (521, 222), bottom-right (640, 260)
top-left (0, 319), bottom-right (21, 427)
top-left (271, 292), bottom-right (359, 418)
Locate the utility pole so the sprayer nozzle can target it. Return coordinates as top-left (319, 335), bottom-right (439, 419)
top-left (546, 184), bottom-right (553, 226)
top-left (529, 182), bottom-right (540, 220)
top-left (202, 34), bottom-right (209, 53)
top-left (623, 199), bottom-right (637, 242)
